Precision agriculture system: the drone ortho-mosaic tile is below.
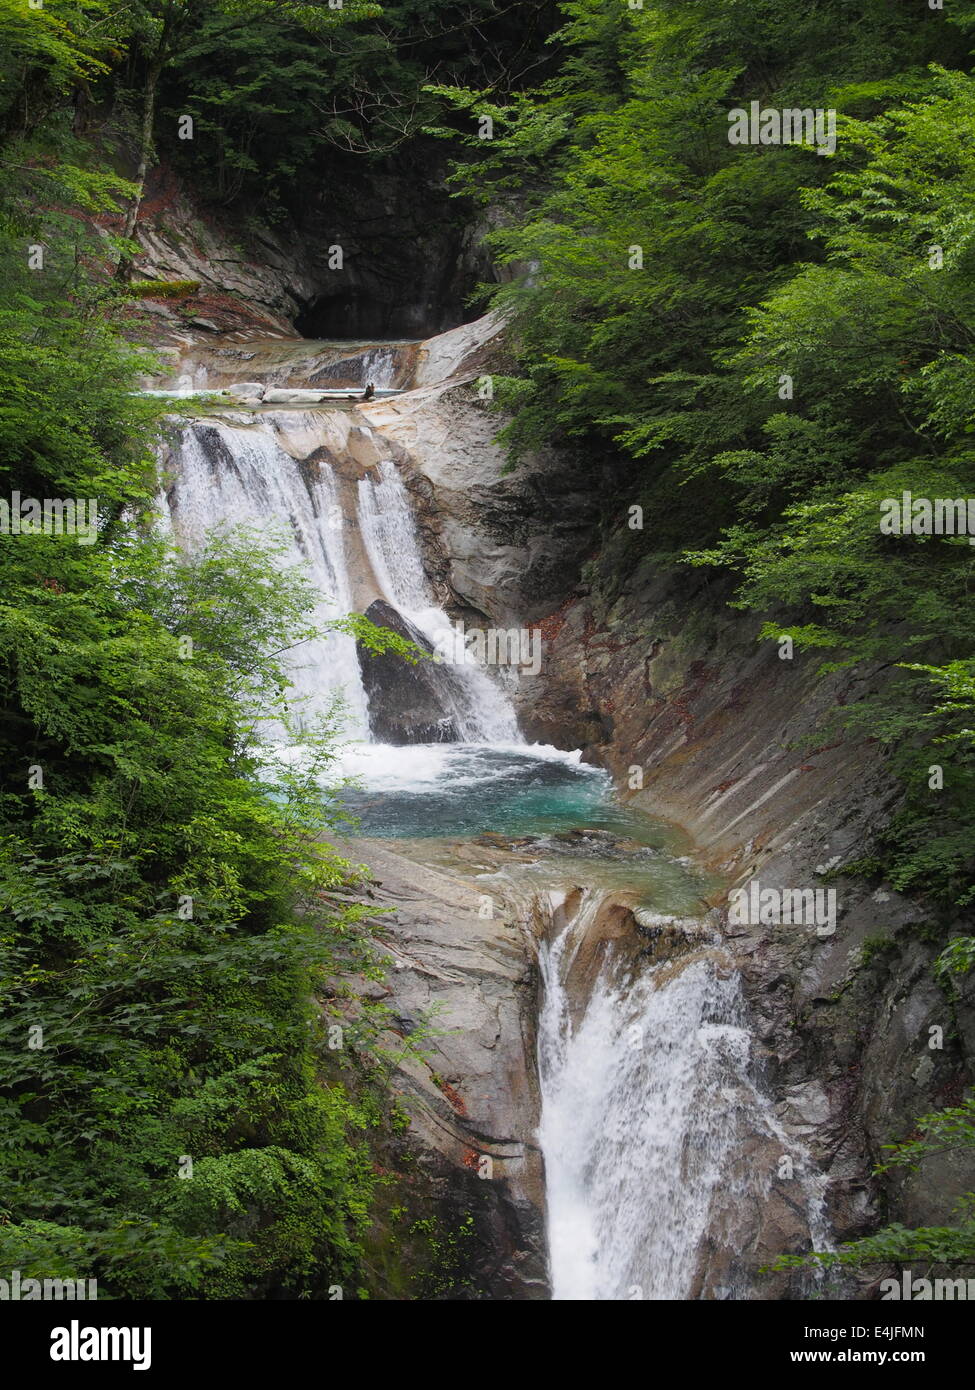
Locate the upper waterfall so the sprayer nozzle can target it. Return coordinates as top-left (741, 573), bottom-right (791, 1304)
top-left (165, 416), bottom-right (371, 737)
top-left (160, 344), bottom-right (522, 746)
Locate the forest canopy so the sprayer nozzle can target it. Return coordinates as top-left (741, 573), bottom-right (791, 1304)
top-left (434, 0), bottom-right (975, 909)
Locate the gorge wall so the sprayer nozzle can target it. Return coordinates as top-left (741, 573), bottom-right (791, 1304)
top-left (128, 152), bottom-right (498, 347)
top-left (394, 328), bottom-right (975, 1283)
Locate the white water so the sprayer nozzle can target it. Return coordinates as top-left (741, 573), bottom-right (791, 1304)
top-left (164, 411), bottom-right (520, 744)
top-left (537, 895), bottom-right (831, 1300)
top-left (165, 418), bottom-right (371, 735)
top-left (331, 739), bottom-right (586, 790)
top-left (355, 345), bottom-right (400, 389)
top-left (357, 459), bottom-right (432, 614)
top-left (358, 459), bottom-right (519, 742)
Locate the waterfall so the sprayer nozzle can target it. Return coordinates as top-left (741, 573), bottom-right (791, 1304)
top-left (159, 341), bottom-right (834, 1300)
top-left (164, 411), bottom-right (520, 744)
top-left (355, 346), bottom-right (399, 389)
top-left (357, 459), bottom-right (433, 614)
top-left (358, 459), bottom-right (520, 742)
top-left (537, 894), bottom-right (830, 1300)
top-left (164, 418), bottom-right (370, 737)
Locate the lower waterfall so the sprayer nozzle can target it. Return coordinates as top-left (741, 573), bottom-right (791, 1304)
top-left (536, 892), bottom-right (831, 1300)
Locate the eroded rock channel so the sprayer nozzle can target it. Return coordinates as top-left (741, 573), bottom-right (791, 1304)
top-left (149, 311), bottom-right (971, 1300)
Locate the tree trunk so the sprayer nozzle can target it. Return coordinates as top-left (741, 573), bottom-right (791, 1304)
top-left (115, 60), bottom-right (161, 283)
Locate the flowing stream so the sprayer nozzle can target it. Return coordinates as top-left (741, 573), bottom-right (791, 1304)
top-left (155, 334), bottom-right (830, 1300)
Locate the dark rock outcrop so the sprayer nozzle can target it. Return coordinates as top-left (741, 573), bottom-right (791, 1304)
top-left (357, 599), bottom-right (480, 744)
top-left (129, 154), bottom-right (496, 350)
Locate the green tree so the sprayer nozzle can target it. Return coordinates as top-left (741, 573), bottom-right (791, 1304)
top-left (437, 0), bottom-right (975, 903)
top-left (0, 7), bottom-right (414, 1290)
top-left (110, 0), bottom-right (379, 272)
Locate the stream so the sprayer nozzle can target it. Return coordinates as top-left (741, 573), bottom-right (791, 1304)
top-left (155, 329), bottom-right (830, 1300)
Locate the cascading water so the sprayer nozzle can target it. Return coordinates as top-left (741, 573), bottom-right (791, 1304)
top-left (536, 894), bottom-right (831, 1300)
top-left (165, 418), bottom-right (370, 736)
top-left (158, 338), bottom-right (833, 1300)
top-left (356, 459), bottom-right (432, 614)
top-left (355, 346), bottom-right (399, 389)
top-left (163, 405), bottom-right (520, 745)
top-left (358, 459), bottom-right (519, 743)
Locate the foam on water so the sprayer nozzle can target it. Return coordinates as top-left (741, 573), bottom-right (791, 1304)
top-left (537, 899), bottom-right (832, 1300)
top-left (332, 740), bottom-right (590, 790)
top-left (164, 418), bottom-right (520, 745)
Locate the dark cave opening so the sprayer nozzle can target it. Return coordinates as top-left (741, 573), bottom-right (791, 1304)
top-left (293, 287), bottom-right (479, 342)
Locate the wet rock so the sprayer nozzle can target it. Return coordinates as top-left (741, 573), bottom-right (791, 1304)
top-left (341, 838), bottom-right (548, 1299)
top-left (356, 600), bottom-right (463, 743)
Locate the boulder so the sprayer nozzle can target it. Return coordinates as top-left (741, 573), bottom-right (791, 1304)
top-left (357, 600), bottom-right (468, 743)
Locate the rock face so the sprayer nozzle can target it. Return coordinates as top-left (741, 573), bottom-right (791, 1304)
top-left (124, 176), bottom-right (308, 339)
top-left (357, 599), bottom-right (464, 743)
top-left (478, 546), bottom-right (974, 1275)
top-left (126, 155), bottom-right (497, 350)
top-left (331, 314), bottom-right (974, 1280)
top-left (289, 151), bottom-right (497, 340)
top-left (344, 839), bottom-right (548, 1299)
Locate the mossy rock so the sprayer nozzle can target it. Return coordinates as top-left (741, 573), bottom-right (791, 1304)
top-left (125, 279), bottom-right (201, 300)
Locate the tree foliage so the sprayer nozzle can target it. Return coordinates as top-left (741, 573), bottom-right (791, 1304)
top-left (0, 0), bottom-right (412, 1297)
top-left (438, 0), bottom-right (975, 907)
